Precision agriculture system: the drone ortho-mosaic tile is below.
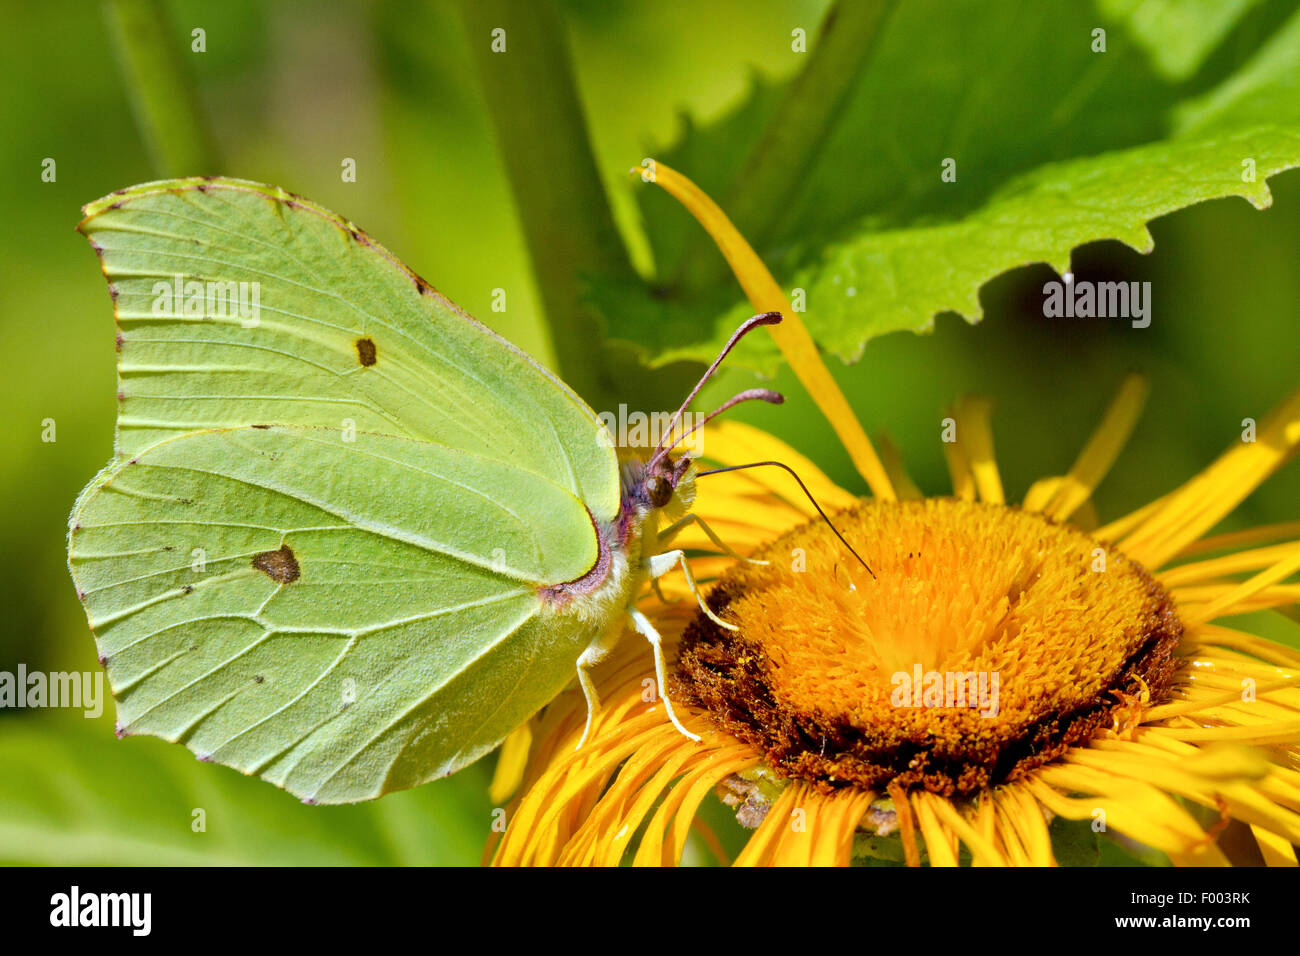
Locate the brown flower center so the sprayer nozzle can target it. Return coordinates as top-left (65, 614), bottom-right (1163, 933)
top-left (675, 498), bottom-right (1181, 797)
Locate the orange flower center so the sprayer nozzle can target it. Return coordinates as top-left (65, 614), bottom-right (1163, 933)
top-left (675, 498), bottom-right (1182, 796)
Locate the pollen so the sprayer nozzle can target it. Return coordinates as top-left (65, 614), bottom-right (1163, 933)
top-left (675, 498), bottom-right (1182, 797)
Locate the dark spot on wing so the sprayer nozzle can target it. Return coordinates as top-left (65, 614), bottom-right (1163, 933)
top-left (355, 337), bottom-right (377, 366)
top-left (252, 544), bottom-right (300, 584)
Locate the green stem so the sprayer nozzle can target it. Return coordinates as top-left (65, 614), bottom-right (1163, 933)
top-left (455, 0), bottom-right (632, 406)
top-left (677, 0), bottom-right (897, 293)
top-left (102, 0), bottom-right (219, 177)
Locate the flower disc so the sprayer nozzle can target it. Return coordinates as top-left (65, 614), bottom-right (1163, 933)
top-left (676, 498), bottom-right (1182, 796)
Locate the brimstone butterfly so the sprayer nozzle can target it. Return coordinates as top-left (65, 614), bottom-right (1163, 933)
top-left (68, 178), bottom-right (783, 804)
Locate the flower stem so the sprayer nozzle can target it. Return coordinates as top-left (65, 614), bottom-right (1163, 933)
top-left (102, 0), bottom-right (219, 176)
top-left (455, 0), bottom-right (633, 406)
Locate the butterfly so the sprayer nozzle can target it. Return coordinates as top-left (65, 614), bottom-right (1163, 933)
top-left (68, 178), bottom-right (782, 804)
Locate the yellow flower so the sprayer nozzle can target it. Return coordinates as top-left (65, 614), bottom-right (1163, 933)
top-left (486, 164), bottom-right (1300, 867)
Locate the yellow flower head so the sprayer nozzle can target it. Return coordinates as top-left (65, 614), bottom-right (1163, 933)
top-left (488, 163), bottom-right (1300, 868)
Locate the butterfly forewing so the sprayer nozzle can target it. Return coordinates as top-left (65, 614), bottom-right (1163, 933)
top-left (80, 178), bottom-right (619, 522)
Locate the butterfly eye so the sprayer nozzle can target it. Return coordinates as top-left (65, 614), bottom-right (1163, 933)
top-left (646, 475), bottom-right (673, 508)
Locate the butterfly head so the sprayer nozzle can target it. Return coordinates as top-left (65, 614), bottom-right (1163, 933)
top-left (643, 453), bottom-right (697, 522)
top-left (627, 311), bottom-right (785, 526)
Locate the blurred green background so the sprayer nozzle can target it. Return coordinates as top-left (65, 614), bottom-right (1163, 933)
top-left (2, 0), bottom-right (1298, 865)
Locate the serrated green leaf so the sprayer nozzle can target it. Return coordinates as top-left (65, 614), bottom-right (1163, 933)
top-left (730, 127), bottom-right (1300, 364)
top-left (599, 0), bottom-right (1300, 373)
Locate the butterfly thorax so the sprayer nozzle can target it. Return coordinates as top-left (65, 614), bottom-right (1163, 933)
top-left (538, 453), bottom-right (693, 625)
top-left (617, 451), bottom-right (696, 571)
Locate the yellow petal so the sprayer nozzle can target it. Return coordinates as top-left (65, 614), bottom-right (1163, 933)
top-left (876, 431), bottom-right (924, 500)
top-left (487, 721), bottom-right (533, 805)
top-left (1251, 824), bottom-right (1298, 866)
top-left (1119, 387), bottom-right (1300, 569)
top-left (1045, 373), bottom-right (1148, 523)
top-left (638, 160), bottom-right (895, 500)
top-left (952, 396), bottom-right (1004, 505)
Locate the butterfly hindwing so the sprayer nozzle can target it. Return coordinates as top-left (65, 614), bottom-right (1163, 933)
top-left (69, 424), bottom-right (601, 803)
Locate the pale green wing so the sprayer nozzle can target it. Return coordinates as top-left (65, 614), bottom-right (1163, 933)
top-left (69, 424), bottom-right (599, 804)
top-left (79, 178), bottom-right (619, 523)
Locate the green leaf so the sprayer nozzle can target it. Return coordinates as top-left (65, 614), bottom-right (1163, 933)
top-left (1098, 0), bottom-right (1262, 82)
top-left (598, 0), bottom-right (1300, 373)
top-left (851, 830), bottom-right (909, 866)
top-left (1049, 816), bottom-right (1171, 866)
top-left (725, 126), bottom-right (1300, 365)
top-left (0, 719), bottom-right (490, 865)
top-left (1174, 4), bottom-right (1300, 133)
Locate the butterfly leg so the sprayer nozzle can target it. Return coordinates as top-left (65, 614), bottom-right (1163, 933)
top-left (646, 548), bottom-right (738, 632)
top-left (627, 607), bottom-right (701, 742)
top-left (656, 513), bottom-right (768, 565)
top-left (650, 576), bottom-right (681, 605)
top-left (574, 624), bottom-right (623, 750)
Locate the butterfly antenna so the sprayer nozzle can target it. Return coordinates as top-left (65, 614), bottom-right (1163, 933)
top-left (697, 460), bottom-right (876, 579)
top-left (647, 312), bottom-right (783, 470)
top-left (664, 388), bottom-right (784, 458)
